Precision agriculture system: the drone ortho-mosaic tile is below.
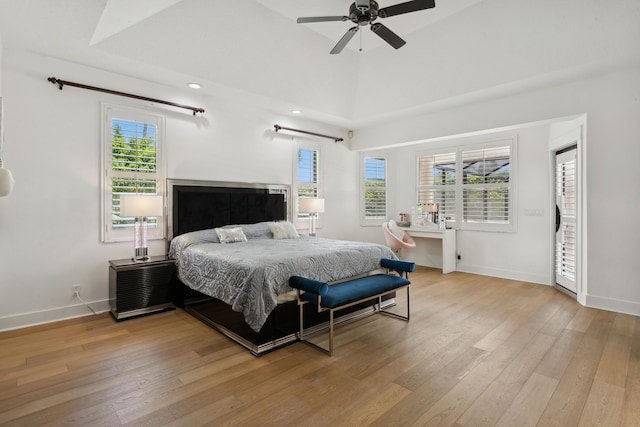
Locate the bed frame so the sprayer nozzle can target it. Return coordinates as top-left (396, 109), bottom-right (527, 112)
top-left (167, 178), bottom-right (393, 356)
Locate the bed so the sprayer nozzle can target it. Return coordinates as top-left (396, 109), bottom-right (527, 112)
top-left (167, 179), bottom-right (396, 355)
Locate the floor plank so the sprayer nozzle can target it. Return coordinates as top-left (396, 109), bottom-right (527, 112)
top-left (0, 268), bottom-right (638, 426)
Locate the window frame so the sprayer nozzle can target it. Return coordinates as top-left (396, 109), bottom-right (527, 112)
top-left (101, 104), bottom-right (166, 243)
top-left (417, 138), bottom-right (517, 233)
top-left (292, 141), bottom-right (323, 230)
top-left (360, 151), bottom-right (390, 226)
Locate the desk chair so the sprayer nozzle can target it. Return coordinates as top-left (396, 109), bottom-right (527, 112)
top-left (382, 220), bottom-right (416, 257)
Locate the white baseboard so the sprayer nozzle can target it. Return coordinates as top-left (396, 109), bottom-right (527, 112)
top-left (585, 294), bottom-right (640, 318)
top-left (455, 263), bottom-right (552, 286)
top-left (0, 299), bottom-right (110, 332)
top-left (447, 264), bottom-right (640, 317)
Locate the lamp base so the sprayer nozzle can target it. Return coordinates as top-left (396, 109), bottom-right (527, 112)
top-left (308, 213), bottom-right (318, 237)
top-left (132, 247), bottom-right (150, 262)
top-left (131, 217), bottom-right (151, 262)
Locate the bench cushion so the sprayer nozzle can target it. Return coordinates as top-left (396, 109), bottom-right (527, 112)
top-left (380, 258), bottom-right (416, 273)
top-left (298, 274), bottom-right (410, 309)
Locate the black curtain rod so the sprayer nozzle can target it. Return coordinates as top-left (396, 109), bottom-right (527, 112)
top-left (274, 124), bottom-right (343, 143)
top-left (47, 77), bottom-right (205, 116)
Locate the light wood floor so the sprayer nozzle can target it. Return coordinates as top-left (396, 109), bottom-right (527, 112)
top-left (1, 267), bottom-right (639, 426)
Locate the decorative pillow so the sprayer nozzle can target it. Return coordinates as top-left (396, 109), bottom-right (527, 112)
top-left (238, 222), bottom-right (274, 240)
top-left (388, 220), bottom-right (405, 240)
top-left (269, 221), bottom-right (300, 240)
top-left (215, 227), bottom-right (247, 244)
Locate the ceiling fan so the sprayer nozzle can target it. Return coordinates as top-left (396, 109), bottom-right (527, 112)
top-left (297, 0), bottom-right (436, 54)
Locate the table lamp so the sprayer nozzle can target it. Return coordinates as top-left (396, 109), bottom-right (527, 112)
top-left (120, 194), bottom-right (163, 261)
top-left (298, 197), bottom-right (325, 237)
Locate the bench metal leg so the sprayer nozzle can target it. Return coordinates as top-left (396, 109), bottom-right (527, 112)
top-left (299, 301), bottom-right (304, 341)
top-left (329, 310), bottom-right (334, 356)
top-left (379, 286), bottom-right (410, 321)
top-left (298, 285), bottom-right (410, 357)
top-left (298, 301), bottom-right (332, 356)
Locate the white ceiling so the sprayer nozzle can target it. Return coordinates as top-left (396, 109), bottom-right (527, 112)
top-left (255, 0), bottom-right (485, 52)
top-left (0, 0), bottom-right (638, 128)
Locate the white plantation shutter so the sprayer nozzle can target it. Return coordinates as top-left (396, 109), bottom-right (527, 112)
top-left (461, 146), bottom-right (511, 225)
top-left (417, 141), bottom-right (514, 232)
top-left (418, 152), bottom-right (456, 222)
top-left (102, 105), bottom-right (165, 242)
top-left (556, 222), bottom-right (576, 281)
top-left (363, 156), bottom-right (387, 220)
top-left (295, 145), bottom-right (321, 221)
top-left (556, 154), bottom-right (577, 282)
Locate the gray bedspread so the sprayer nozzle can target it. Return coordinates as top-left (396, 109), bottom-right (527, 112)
top-left (169, 224), bottom-right (395, 332)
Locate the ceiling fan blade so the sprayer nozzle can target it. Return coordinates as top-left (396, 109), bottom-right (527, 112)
top-left (370, 23), bottom-right (406, 49)
top-left (330, 26), bottom-right (359, 54)
top-left (378, 0), bottom-right (436, 19)
top-left (297, 16), bottom-right (348, 24)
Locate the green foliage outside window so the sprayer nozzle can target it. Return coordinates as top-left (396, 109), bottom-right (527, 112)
top-left (111, 121), bottom-right (158, 228)
top-left (364, 181), bottom-right (386, 218)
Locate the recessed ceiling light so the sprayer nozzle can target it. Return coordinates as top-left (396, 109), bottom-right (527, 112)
top-left (291, 110), bottom-right (302, 114)
top-left (187, 83), bottom-right (201, 89)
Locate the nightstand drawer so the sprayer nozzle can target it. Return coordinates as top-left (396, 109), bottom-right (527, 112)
top-left (112, 263), bottom-right (175, 291)
top-left (109, 256), bottom-right (176, 320)
top-left (114, 284), bottom-right (173, 313)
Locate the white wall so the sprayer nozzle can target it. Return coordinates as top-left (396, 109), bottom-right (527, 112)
top-left (352, 64), bottom-right (640, 316)
top-left (357, 124), bottom-right (553, 285)
top-left (0, 31), bottom-right (2, 95)
top-left (0, 50), bottom-right (359, 330)
top-left (1, 52), bottom-right (639, 331)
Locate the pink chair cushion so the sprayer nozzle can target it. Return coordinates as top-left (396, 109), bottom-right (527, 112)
top-left (382, 222), bottom-right (416, 250)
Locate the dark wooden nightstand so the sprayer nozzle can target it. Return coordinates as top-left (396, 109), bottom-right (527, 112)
top-left (108, 255), bottom-right (176, 321)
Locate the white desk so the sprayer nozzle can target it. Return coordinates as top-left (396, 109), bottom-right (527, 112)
top-left (402, 227), bottom-right (457, 274)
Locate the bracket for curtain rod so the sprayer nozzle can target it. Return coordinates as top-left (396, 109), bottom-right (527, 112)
top-left (47, 77), bottom-right (205, 116)
top-left (274, 124), bottom-right (343, 143)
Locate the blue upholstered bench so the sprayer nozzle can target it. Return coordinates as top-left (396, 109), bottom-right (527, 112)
top-left (289, 258), bottom-right (415, 356)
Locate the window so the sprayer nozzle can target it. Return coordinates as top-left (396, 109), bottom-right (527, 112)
top-left (293, 143), bottom-right (322, 226)
top-left (417, 140), bottom-right (514, 231)
top-left (102, 105), bottom-right (165, 242)
top-left (462, 146), bottom-right (511, 225)
top-left (296, 146), bottom-right (319, 200)
top-left (361, 154), bottom-right (389, 224)
top-left (418, 151), bottom-right (457, 223)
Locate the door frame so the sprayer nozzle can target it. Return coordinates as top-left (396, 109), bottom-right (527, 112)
top-left (548, 115), bottom-right (587, 305)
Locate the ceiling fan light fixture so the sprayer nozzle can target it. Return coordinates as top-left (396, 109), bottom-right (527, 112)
top-left (297, 0), bottom-right (435, 54)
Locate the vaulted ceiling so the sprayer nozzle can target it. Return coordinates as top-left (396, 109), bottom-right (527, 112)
top-left (0, 0), bottom-right (638, 128)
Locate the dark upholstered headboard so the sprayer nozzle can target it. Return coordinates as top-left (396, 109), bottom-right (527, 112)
top-left (166, 179), bottom-right (290, 240)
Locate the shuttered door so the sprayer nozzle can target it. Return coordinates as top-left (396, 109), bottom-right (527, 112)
top-left (555, 147), bottom-right (577, 293)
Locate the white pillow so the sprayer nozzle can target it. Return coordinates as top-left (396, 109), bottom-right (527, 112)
top-left (215, 227), bottom-right (247, 244)
top-left (388, 220), bottom-right (405, 240)
top-left (269, 221), bottom-right (300, 240)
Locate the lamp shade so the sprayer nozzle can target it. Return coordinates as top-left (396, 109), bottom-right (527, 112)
top-left (425, 203), bottom-right (438, 213)
top-left (120, 194), bottom-right (163, 217)
top-left (299, 197), bottom-right (325, 213)
top-left (0, 167), bottom-right (14, 197)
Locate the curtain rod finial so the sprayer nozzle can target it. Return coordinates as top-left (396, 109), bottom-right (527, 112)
top-left (47, 77), bottom-right (63, 90)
